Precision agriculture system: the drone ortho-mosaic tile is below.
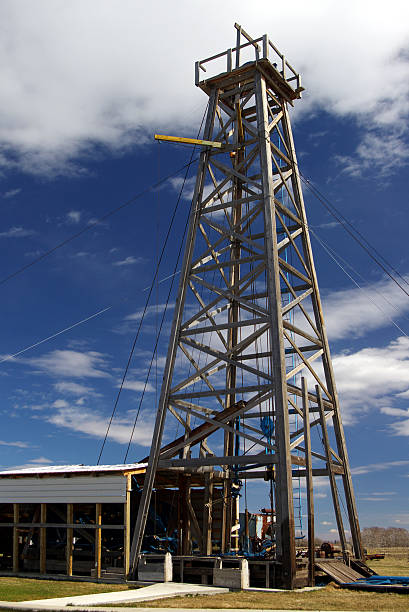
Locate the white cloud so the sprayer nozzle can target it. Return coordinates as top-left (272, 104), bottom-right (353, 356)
top-left (389, 418), bottom-right (409, 436)
top-left (333, 336), bottom-right (409, 422)
top-left (321, 274), bottom-right (409, 340)
top-left (126, 303), bottom-right (170, 321)
top-left (54, 381), bottom-right (99, 396)
top-left (351, 459), bottom-right (409, 476)
top-left (380, 407), bottom-right (409, 417)
top-left (3, 457), bottom-right (54, 470)
top-left (66, 210), bottom-right (81, 224)
top-left (360, 497), bottom-right (392, 502)
top-left (113, 256), bottom-right (142, 267)
top-left (0, 226), bottom-right (34, 238)
top-left (0, 1), bottom-right (408, 175)
top-left (3, 188), bottom-right (21, 198)
top-left (47, 404), bottom-right (154, 446)
top-left (168, 177), bottom-right (196, 201)
top-left (52, 399), bottom-right (68, 409)
top-left (336, 132), bottom-right (409, 177)
top-left (0, 440), bottom-right (30, 448)
top-left (27, 349), bottom-right (109, 379)
top-left (121, 380), bottom-right (155, 393)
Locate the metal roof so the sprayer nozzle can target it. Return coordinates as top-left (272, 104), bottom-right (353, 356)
top-left (0, 462), bottom-right (147, 477)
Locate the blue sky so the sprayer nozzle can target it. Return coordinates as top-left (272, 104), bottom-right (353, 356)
top-left (0, 0), bottom-right (409, 538)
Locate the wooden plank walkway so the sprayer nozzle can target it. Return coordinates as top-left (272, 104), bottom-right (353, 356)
top-left (315, 560), bottom-right (364, 584)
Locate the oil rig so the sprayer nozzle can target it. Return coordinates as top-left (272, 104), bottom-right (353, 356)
top-left (0, 25), bottom-right (367, 590)
top-left (130, 24), bottom-right (364, 588)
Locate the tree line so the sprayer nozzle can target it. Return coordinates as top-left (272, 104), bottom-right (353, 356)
top-left (361, 527), bottom-right (409, 548)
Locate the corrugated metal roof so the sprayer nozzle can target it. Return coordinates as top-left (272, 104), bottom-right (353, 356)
top-left (0, 462), bottom-right (147, 477)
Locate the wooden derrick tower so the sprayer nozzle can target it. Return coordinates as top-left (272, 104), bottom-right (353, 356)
top-left (130, 25), bottom-right (363, 588)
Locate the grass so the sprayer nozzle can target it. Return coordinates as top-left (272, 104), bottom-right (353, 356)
top-left (0, 577), bottom-right (130, 602)
top-left (367, 547), bottom-right (409, 576)
top-left (113, 585), bottom-right (409, 611)
top-left (113, 548), bottom-right (409, 611)
top-left (0, 549), bottom-right (407, 610)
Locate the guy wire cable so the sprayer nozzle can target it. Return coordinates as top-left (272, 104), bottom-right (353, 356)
top-left (0, 157), bottom-right (198, 289)
top-left (299, 173), bottom-right (409, 298)
top-left (309, 227), bottom-right (408, 339)
top-left (97, 101), bottom-right (209, 464)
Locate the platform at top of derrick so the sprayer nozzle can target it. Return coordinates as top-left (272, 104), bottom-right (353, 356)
top-left (195, 23), bottom-right (304, 104)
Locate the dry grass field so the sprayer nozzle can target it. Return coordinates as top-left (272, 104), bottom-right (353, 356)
top-left (366, 546), bottom-right (409, 576)
top-left (121, 547), bottom-right (409, 611)
top-left (125, 586), bottom-right (409, 611)
top-left (0, 548), bottom-right (406, 610)
top-left (0, 577), bottom-right (129, 601)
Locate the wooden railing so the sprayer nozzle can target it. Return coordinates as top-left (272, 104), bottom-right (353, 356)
top-left (195, 24), bottom-right (301, 94)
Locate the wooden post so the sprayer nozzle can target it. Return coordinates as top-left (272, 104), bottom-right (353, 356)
top-left (203, 472), bottom-right (214, 555)
top-left (66, 503), bottom-right (73, 577)
top-left (182, 476), bottom-right (192, 555)
top-left (316, 386), bottom-right (347, 556)
top-left (177, 476), bottom-right (183, 555)
top-left (13, 503), bottom-right (19, 573)
top-left (124, 476), bottom-right (131, 577)
top-left (302, 377), bottom-right (314, 586)
top-left (95, 503), bottom-right (102, 579)
top-left (40, 504), bottom-right (47, 574)
top-left (256, 70), bottom-right (296, 589)
top-left (244, 508), bottom-right (250, 553)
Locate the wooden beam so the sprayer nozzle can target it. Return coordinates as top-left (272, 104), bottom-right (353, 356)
top-left (302, 378), bottom-right (315, 587)
top-left (159, 453), bottom-right (304, 468)
top-left (154, 134), bottom-right (223, 148)
top-left (186, 495), bottom-right (203, 551)
top-left (124, 476), bottom-right (131, 577)
top-left (66, 504), bottom-right (73, 577)
top-left (13, 504), bottom-right (19, 573)
top-left (317, 386), bottom-right (347, 558)
top-left (256, 70), bottom-right (295, 589)
top-left (152, 400), bottom-right (248, 461)
top-left (95, 503), bottom-right (102, 579)
top-left (203, 472), bottom-right (213, 555)
top-left (40, 504), bottom-right (47, 574)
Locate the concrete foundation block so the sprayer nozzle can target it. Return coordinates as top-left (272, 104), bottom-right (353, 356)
top-left (213, 558), bottom-right (249, 589)
top-left (138, 552), bottom-right (173, 582)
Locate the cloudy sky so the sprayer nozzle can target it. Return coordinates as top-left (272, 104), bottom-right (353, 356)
top-left (0, 0), bottom-right (408, 537)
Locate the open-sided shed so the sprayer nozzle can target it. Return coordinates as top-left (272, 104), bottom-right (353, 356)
top-left (0, 463), bottom-right (145, 579)
top-left (0, 463), bottom-right (226, 581)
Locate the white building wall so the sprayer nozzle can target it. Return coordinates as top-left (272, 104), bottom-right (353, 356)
top-left (0, 475), bottom-right (127, 504)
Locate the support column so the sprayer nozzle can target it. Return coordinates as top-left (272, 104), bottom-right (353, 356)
top-left (203, 472), bottom-right (214, 555)
top-left (13, 504), bottom-right (19, 574)
top-left (40, 504), bottom-right (47, 574)
top-left (66, 503), bottom-right (73, 577)
top-left (302, 378), bottom-right (314, 586)
top-left (255, 70), bottom-right (296, 589)
top-left (316, 386), bottom-right (347, 557)
top-left (124, 476), bottom-right (131, 576)
top-left (95, 503), bottom-right (102, 579)
top-left (182, 476), bottom-right (192, 555)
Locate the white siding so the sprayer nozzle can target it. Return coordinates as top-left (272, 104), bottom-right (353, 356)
top-left (0, 475), bottom-right (127, 504)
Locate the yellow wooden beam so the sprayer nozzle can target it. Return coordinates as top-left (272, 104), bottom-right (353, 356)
top-left (155, 134), bottom-right (223, 148)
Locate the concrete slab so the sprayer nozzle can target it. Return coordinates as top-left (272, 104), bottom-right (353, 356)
top-left (16, 582), bottom-right (229, 607)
